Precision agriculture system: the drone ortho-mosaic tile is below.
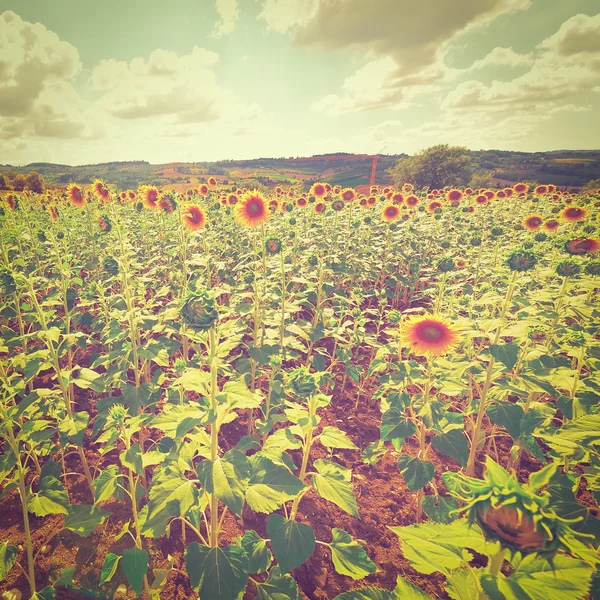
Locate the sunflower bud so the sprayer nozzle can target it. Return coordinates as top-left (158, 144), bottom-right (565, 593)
top-left (490, 227), bottom-right (504, 237)
top-left (447, 458), bottom-right (582, 557)
top-left (98, 215), bottom-right (112, 233)
top-left (506, 249), bottom-right (538, 272)
top-left (57, 231), bottom-right (65, 240)
top-left (108, 404), bottom-right (127, 424)
top-left (287, 366), bottom-right (319, 398)
top-left (387, 309), bottom-right (401, 325)
top-left (37, 230), bottom-right (47, 242)
top-left (534, 232), bottom-right (547, 242)
top-left (289, 217), bottom-right (297, 225)
top-left (564, 331), bottom-right (585, 348)
top-left (180, 289), bottom-right (218, 331)
top-left (269, 355), bottom-right (282, 368)
top-left (470, 237), bottom-right (482, 247)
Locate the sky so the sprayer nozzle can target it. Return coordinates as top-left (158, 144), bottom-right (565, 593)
top-left (0, 0), bottom-right (599, 165)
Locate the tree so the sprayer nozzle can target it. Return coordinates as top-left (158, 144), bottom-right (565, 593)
top-left (582, 178), bottom-right (600, 194)
top-left (388, 144), bottom-right (474, 190)
top-left (469, 171), bottom-right (494, 189)
top-left (12, 174), bottom-right (25, 191)
top-left (0, 174), bottom-right (7, 190)
top-left (25, 171), bottom-right (44, 193)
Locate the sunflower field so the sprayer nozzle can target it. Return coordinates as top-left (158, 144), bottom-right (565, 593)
top-left (0, 180), bottom-right (599, 600)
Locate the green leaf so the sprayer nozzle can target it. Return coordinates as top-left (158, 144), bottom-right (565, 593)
top-left (397, 455), bottom-right (434, 492)
top-left (312, 459), bottom-right (359, 517)
top-left (121, 547), bottom-right (149, 598)
top-left (267, 514), bottom-right (315, 574)
top-left (446, 568), bottom-right (481, 600)
top-left (489, 343), bottom-right (519, 371)
top-left (393, 576), bottom-right (432, 598)
top-left (245, 456), bottom-right (306, 514)
top-left (0, 542), bottom-right (17, 581)
top-left (93, 465), bottom-right (122, 503)
top-left (64, 505), bottom-right (110, 537)
top-left (389, 519), bottom-right (488, 575)
top-left (143, 465), bottom-right (199, 537)
top-left (221, 379), bottom-right (262, 409)
top-left (31, 586), bottom-right (56, 600)
top-left (28, 476), bottom-right (70, 516)
top-left (53, 567), bottom-right (75, 588)
top-left (121, 443), bottom-right (144, 476)
top-left (480, 554), bottom-right (593, 600)
top-left (58, 411), bottom-right (89, 445)
top-left (197, 454), bottom-right (248, 517)
top-left (255, 567), bottom-right (301, 600)
top-left (241, 530), bottom-right (272, 574)
top-left (431, 430), bottom-right (469, 467)
top-left (486, 402), bottom-right (524, 440)
top-left (422, 495), bottom-right (459, 524)
top-left (100, 553), bottom-right (121, 585)
top-left (329, 528), bottom-right (377, 580)
top-left (539, 414), bottom-right (600, 459)
top-left (70, 367), bottom-right (104, 392)
top-left (185, 543), bottom-right (249, 600)
top-left (319, 426), bottom-right (358, 450)
top-left (332, 587), bottom-right (397, 600)
top-left (380, 408), bottom-right (416, 442)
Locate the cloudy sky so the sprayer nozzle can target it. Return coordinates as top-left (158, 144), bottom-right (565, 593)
top-left (1, 0), bottom-right (599, 165)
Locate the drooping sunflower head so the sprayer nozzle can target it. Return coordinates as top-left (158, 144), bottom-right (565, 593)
top-left (392, 192), bottom-right (404, 205)
top-left (66, 183), bottom-right (85, 207)
top-left (585, 260), bottom-right (600, 276)
top-left (159, 194), bottom-right (178, 213)
top-left (180, 289), bottom-right (218, 331)
top-left (427, 200), bottom-right (442, 213)
top-left (506, 248), bottom-right (538, 271)
top-left (310, 182), bottom-right (327, 198)
top-left (332, 199), bottom-right (344, 211)
top-left (235, 190), bottom-right (269, 228)
top-left (437, 257), bottom-right (455, 273)
top-left (446, 458), bottom-right (582, 557)
top-left (382, 204), bottom-right (400, 223)
top-left (97, 214), bottom-right (112, 234)
top-left (48, 205), bottom-right (59, 222)
top-left (102, 255), bottom-right (119, 276)
top-left (400, 314), bottom-right (459, 357)
top-left (564, 237), bottom-right (600, 255)
top-left (556, 260), bottom-right (581, 278)
top-left (523, 215), bottom-right (543, 231)
top-left (182, 205), bottom-right (207, 231)
top-left (93, 180), bottom-right (110, 202)
top-left (561, 206), bottom-right (587, 222)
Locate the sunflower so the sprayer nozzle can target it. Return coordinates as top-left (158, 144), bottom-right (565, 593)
top-left (534, 185), bottom-right (547, 196)
top-left (341, 188), bottom-right (356, 202)
top-left (447, 189), bottom-right (463, 202)
top-left (402, 183), bottom-right (414, 193)
top-left (310, 182), bottom-right (327, 198)
top-left (564, 237), bottom-right (600, 255)
top-left (464, 187), bottom-right (473, 196)
top-left (314, 202), bottom-right (325, 213)
top-left (405, 195), bottom-right (419, 207)
top-left (265, 237), bottom-right (281, 254)
top-left (332, 200), bottom-right (344, 211)
top-left (382, 204), bottom-right (400, 223)
top-left (544, 219), bottom-right (560, 231)
top-left (504, 188), bottom-right (514, 198)
top-left (333, 185), bottom-right (342, 194)
top-left (120, 191), bottom-right (127, 202)
top-left (401, 314), bottom-right (459, 357)
top-left (67, 183), bottom-right (86, 207)
top-left (523, 215), bottom-right (543, 231)
top-left (207, 177), bottom-right (217, 187)
top-left (198, 184), bottom-right (209, 196)
top-left (427, 201), bottom-right (442, 213)
top-left (296, 196), bottom-right (308, 208)
top-left (562, 206), bottom-right (587, 222)
top-left (140, 186), bottom-right (159, 209)
top-left (235, 190), bottom-right (269, 228)
top-left (48, 205), bottom-right (59, 221)
top-left (475, 194), bottom-right (488, 205)
top-left (227, 193), bottom-right (238, 205)
top-left (128, 190), bottom-right (136, 201)
top-left (367, 196), bottom-right (377, 206)
top-left (392, 192), bottom-right (404, 205)
top-left (484, 190), bottom-right (495, 201)
top-left (182, 205), bottom-right (207, 231)
top-left (93, 180), bottom-right (110, 202)
top-left (159, 195), bottom-right (177, 213)
top-left (513, 183), bottom-right (528, 194)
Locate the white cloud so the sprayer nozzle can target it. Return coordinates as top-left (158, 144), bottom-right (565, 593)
top-left (213, 0), bottom-right (239, 37)
top-left (259, 0), bottom-right (317, 33)
top-left (0, 10), bottom-right (91, 139)
top-left (296, 0), bottom-right (530, 114)
top-left (467, 46), bottom-right (533, 71)
top-left (538, 13), bottom-right (600, 56)
top-left (91, 47), bottom-right (239, 123)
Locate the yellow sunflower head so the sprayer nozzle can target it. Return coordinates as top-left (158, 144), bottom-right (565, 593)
top-left (401, 314), bottom-right (459, 357)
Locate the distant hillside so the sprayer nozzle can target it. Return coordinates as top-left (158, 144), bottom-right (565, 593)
top-left (1, 150), bottom-right (599, 190)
